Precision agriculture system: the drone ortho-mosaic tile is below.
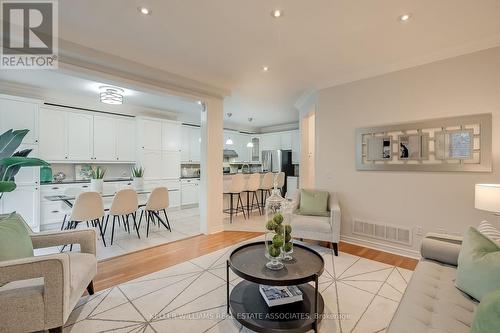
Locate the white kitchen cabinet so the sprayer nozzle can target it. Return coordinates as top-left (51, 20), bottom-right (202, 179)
top-left (115, 118), bottom-right (136, 162)
top-left (138, 118), bottom-right (162, 150)
top-left (235, 133), bottom-right (251, 162)
top-left (93, 115), bottom-right (116, 161)
top-left (162, 151), bottom-right (181, 179)
top-left (169, 190), bottom-right (181, 208)
top-left (67, 112), bottom-right (93, 161)
top-left (1, 185), bottom-right (40, 231)
top-left (0, 97), bottom-right (39, 144)
top-left (140, 150), bottom-right (163, 180)
top-left (181, 179), bottom-right (200, 206)
top-left (39, 107), bottom-right (67, 161)
top-left (261, 133), bottom-right (281, 151)
top-left (181, 125), bottom-right (201, 162)
top-left (291, 130), bottom-right (301, 164)
top-left (162, 121), bottom-right (182, 152)
top-left (280, 131), bottom-right (292, 150)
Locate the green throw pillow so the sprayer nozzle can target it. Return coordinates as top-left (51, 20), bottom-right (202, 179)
top-left (298, 189), bottom-right (329, 216)
top-left (0, 213), bottom-right (34, 261)
top-left (471, 290), bottom-right (500, 333)
top-left (456, 227), bottom-right (500, 301)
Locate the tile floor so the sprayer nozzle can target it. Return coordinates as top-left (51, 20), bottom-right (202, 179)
top-left (64, 236), bottom-right (412, 333)
top-left (35, 207), bottom-right (201, 260)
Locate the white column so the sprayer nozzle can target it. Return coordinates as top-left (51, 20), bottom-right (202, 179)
top-left (199, 97), bottom-right (224, 234)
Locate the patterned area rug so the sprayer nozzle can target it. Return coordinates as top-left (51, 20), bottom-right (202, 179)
top-left (65, 238), bottom-right (412, 333)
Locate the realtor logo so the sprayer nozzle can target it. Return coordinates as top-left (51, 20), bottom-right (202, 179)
top-left (1, 0), bottom-right (58, 69)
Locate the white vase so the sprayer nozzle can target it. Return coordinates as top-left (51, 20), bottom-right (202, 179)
top-left (132, 177), bottom-right (144, 189)
top-left (90, 179), bottom-right (104, 193)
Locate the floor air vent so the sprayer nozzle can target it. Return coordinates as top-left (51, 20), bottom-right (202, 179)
top-left (353, 220), bottom-right (412, 246)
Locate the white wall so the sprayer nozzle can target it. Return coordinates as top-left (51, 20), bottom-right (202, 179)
top-left (317, 46), bottom-right (500, 256)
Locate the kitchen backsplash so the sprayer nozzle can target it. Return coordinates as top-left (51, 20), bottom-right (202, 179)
top-left (49, 163), bottom-right (134, 181)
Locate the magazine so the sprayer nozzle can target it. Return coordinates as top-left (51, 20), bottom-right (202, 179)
top-left (259, 285), bottom-right (303, 307)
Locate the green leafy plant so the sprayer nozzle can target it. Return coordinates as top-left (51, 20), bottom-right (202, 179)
top-left (90, 166), bottom-right (106, 179)
top-left (132, 166), bottom-right (144, 178)
top-left (0, 129), bottom-right (49, 198)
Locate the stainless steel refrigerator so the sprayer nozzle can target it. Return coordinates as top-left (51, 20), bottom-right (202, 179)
top-left (261, 150), bottom-right (293, 195)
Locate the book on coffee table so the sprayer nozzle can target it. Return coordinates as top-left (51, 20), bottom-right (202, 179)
top-left (259, 285), bottom-right (303, 307)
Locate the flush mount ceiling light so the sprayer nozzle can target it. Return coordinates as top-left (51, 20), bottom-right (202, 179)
top-left (99, 86), bottom-right (124, 105)
top-left (226, 138), bottom-right (234, 145)
top-left (138, 7), bottom-right (151, 15)
top-left (271, 9), bottom-right (283, 18)
top-left (262, 66), bottom-right (269, 72)
top-left (399, 13), bottom-right (411, 22)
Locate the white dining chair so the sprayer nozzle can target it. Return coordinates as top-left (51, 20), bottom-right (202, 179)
top-left (105, 188), bottom-right (140, 245)
top-left (258, 172), bottom-right (275, 209)
top-left (243, 173), bottom-right (263, 216)
top-left (224, 174), bottom-right (247, 223)
top-left (138, 187), bottom-right (171, 237)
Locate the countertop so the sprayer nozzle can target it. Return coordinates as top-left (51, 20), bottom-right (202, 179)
top-left (41, 178), bottom-right (133, 185)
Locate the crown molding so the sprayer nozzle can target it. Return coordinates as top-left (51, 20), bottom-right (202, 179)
top-left (318, 34), bottom-right (500, 90)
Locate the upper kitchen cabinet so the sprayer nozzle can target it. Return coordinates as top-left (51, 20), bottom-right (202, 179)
top-left (67, 112), bottom-right (94, 161)
top-left (181, 125), bottom-right (201, 162)
top-left (260, 133), bottom-right (281, 151)
top-left (291, 129), bottom-right (301, 164)
top-left (250, 137), bottom-right (260, 162)
top-left (39, 106), bottom-right (136, 162)
top-left (115, 118), bottom-right (136, 162)
top-left (162, 121), bottom-right (182, 152)
top-left (162, 151), bottom-right (181, 179)
top-left (39, 107), bottom-right (67, 161)
top-left (235, 133), bottom-right (250, 162)
top-left (93, 115), bottom-right (116, 161)
top-left (94, 115), bottom-right (136, 162)
top-left (0, 94), bottom-right (40, 144)
top-left (137, 118), bottom-right (162, 150)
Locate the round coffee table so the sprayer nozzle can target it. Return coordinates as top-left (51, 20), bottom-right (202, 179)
top-left (226, 241), bottom-right (325, 333)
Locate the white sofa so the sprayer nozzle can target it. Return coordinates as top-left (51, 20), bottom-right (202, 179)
top-left (290, 190), bottom-right (341, 255)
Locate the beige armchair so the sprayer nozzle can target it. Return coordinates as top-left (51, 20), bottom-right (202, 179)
top-left (0, 219), bottom-right (97, 333)
top-left (291, 190), bottom-right (341, 256)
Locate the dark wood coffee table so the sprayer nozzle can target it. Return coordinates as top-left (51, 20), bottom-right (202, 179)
top-left (226, 241), bottom-right (325, 333)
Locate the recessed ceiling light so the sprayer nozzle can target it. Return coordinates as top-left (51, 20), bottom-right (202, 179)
top-left (262, 66), bottom-right (269, 72)
top-left (138, 7), bottom-right (151, 15)
top-left (399, 13), bottom-right (411, 22)
top-left (271, 9), bottom-right (283, 18)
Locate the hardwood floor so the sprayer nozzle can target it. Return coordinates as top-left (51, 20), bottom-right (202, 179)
top-left (338, 241), bottom-right (418, 270)
top-left (93, 232), bottom-right (418, 292)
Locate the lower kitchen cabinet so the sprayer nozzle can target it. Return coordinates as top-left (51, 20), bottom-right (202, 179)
top-left (181, 179), bottom-right (200, 206)
top-left (1, 185), bottom-right (40, 232)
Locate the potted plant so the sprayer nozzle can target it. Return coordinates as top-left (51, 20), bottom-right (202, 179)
top-left (0, 129), bottom-right (49, 200)
top-left (90, 166), bottom-right (106, 193)
top-left (132, 166), bottom-right (145, 189)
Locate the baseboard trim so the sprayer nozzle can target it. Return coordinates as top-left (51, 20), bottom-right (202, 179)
top-left (341, 235), bottom-right (421, 259)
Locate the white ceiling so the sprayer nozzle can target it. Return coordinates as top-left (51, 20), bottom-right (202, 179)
top-left (0, 70), bottom-right (203, 117)
top-left (6, 0), bottom-right (500, 128)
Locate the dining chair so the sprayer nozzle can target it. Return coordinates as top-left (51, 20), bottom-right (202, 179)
top-left (105, 188), bottom-right (140, 245)
top-left (138, 187), bottom-right (171, 237)
top-left (63, 191), bottom-right (106, 248)
top-left (223, 174), bottom-right (247, 223)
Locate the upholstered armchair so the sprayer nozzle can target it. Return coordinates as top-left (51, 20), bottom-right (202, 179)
top-left (0, 218), bottom-right (97, 333)
top-left (290, 190), bottom-right (341, 256)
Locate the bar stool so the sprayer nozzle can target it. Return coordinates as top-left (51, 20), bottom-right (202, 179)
top-left (105, 189), bottom-right (140, 245)
top-left (258, 172), bottom-right (274, 209)
top-left (63, 192), bottom-right (106, 248)
top-left (138, 187), bottom-right (171, 237)
top-left (224, 174), bottom-right (247, 223)
top-left (243, 173), bottom-right (262, 216)
top-left (277, 172), bottom-right (286, 196)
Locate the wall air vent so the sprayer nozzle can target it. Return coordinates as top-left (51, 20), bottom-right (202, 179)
top-left (353, 219), bottom-right (412, 246)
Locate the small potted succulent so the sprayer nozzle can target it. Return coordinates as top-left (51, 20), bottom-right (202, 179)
top-left (132, 165), bottom-right (144, 189)
top-left (90, 166), bottom-right (106, 193)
